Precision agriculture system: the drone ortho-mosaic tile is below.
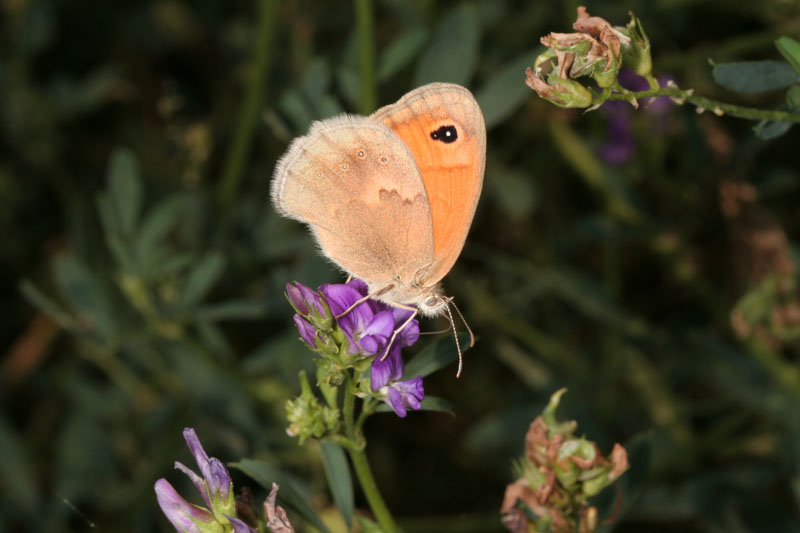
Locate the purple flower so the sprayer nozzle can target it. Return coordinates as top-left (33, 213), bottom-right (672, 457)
top-left (286, 282), bottom-right (326, 317)
top-left (371, 342), bottom-right (425, 418)
top-left (321, 282), bottom-right (396, 355)
top-left (174, 428), bottom-right (234, 515)
top-left (154, 478), bottom-right (217, 533)
top-left (387, 376), bottom-right (424, 418)
top-left (598, 68), bottom-right (674, 165)
top-left (598, 101), bottom-right (635, 165)
top-left (293, 314), bottom-right (319, 349)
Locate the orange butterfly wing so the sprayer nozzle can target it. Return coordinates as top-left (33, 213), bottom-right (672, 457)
top-left (371, 83), bottom-right (486, 285)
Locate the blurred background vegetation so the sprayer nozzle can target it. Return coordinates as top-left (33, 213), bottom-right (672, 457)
top-left (2, 0), bottom-right (800, 531)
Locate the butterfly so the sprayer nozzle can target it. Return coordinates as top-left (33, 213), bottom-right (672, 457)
top-left (271, 83), bottom-right (486, 376)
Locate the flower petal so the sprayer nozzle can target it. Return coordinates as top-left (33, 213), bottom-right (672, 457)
top-left (363, 310), bottom-right (395, 339)
top-left (319, 284), bottom-right (364, 318)
top-left (345, 279), bottom-right (369, 296)
top-left (174, 461), bottom-right (209, 507)
top-left (154, 478), bottom-right (214, 533)
top-left (286, 282), bottom-right (326, 317)
top-left (387, 376), bottom-right (425, 417)
top-left (293, 314), bottom-right (318, 348)
top-left (285, 283), bottom-right (309, 315)
top-left (386, 387), bottom-right (408, 418)
top-left (370, 343), bottom-right (404, 391)
top-left (393, 376), bottom-right (424, 402)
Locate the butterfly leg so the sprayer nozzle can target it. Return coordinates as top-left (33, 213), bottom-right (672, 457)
top-left (334, 284), bottom-right (394, 319)
top-left (379, 302), bottom-right (419, 362)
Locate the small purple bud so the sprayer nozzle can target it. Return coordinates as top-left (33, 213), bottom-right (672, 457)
top-left (294, 314), bottom-right (319, 348)
top-left (179, 428), bottom-right (234, 516)
top-left (285, 282), bottom-right (326, 317)
top-left (154, 478), bottom-right (216, 533)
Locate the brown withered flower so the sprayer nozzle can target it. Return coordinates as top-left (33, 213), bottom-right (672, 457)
top-left (500, 389), bottom-right (629, 533)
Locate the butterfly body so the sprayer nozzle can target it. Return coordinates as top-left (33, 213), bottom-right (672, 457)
top-left (271, 83), bottom-right (485, 318)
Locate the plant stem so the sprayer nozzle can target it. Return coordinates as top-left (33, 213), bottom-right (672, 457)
top-left (354, 0), bottom-right (376, 114)
top-left (606, 87), bottom-right (800, 122)
top-left (342, 381), bottom-right (398, 532)
top-left (348, 440), bottom-right (398, 532)
top-left (217, 0), bottom-right (277, 208)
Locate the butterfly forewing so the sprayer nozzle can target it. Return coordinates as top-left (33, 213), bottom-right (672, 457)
top-left (271, 116), bottom-right (436, 286)
top-left (370, 83), bottom-right (486, 285)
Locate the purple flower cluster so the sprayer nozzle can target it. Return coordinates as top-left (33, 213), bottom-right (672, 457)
top-left (599, 67), bottom-right (674, 165)
top-left (287, 280), bottom-right (425, 417)
top-left (154, 428), bottom-right (256, 533)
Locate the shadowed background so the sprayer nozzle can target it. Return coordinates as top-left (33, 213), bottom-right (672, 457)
top-left (2, 0), bottom-right (800, 531)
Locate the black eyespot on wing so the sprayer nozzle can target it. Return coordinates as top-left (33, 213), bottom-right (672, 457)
top-left (430, 125), bottom-right (458, 144)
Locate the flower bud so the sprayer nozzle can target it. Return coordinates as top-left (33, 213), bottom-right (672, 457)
top-left (285, 282), bottom-right (333, 330)
top-left (593, 51), bottom-right (621, 88)
top-left (525, 67), bottom-right (593, 108)
top-left (617, 12), bottom-right (652, 76)
top-left (285, 370), bottom-right (340, 444)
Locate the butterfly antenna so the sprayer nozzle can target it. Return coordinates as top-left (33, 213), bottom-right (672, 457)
top-left (449, 298), bottom-right (475, 348)
top-left (443, 300), bottom-right (463, 378)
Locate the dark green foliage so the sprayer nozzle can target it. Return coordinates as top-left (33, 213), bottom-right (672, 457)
top-left (2, 1), bottom-right (800, 532)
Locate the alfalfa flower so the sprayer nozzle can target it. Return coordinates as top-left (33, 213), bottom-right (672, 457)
top-left (371, 342), bottom-right (424, 418)
top-left (155, 479), bottom-right (222, 533)
top-left (322, 280), bottom-right (397, 356)
top-left (155, 428), bottom-right (257, 533)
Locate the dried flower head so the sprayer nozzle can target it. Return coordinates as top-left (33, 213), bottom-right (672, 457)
top-left (501, 389), bottom-right (629, 533)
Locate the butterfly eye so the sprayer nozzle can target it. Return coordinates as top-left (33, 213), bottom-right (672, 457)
top-left (430, 125), bottom-right (458, 144)
top-left (425, 296), bottom-right (438, 308)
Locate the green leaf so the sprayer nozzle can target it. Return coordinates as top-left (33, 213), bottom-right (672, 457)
top-left (136, 193), bottom-right (189, 265)
top-left (194, 299), bottom-right (267, 321)
top-left (787, 85), bottom-right (800, 109)
top-left (377, 27), bottom-right (428, 81)
top-left (375, 395), bottom-right (454, 415)
top-left (195, 320), bottom-right (233, 360)
top-left (712, 60), bottom-right (799, 94)
top-left (414, 4), bottom-right (480, 86)
top-left (179, 252), bottom-right (226, 309)
top-left (476, 50), bottom-right (538, 129)
top-left (107, 148), bottom-right (143, 236)
top-left (753, 119), bottom-right (793, 140)
top-left (18, 279), bottom-right (75, 330)
top-left (776, 36), bottom-right (800, 74)
top-left (53, 254), bottom-right (114, 337)
top-left (320, 442), bottom-right (353, 529)
top-left (403, 331), bottom-right (473, 379)
top-left (231, 458), bottom-right (331, 533)
top-left (750, 83), bottom-right (800, 140)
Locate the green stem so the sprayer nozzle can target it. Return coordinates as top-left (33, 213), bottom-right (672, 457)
top-left (217, 0), bottom-right (277, 208)
top-left (354, 0), bottom-right (376, 114)
top-left (342, 382), bottom-right (398, 532)
top-left (348, 440), bottom-right (398, 532)
top-left (606, 87), bottom-right (800, 122)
